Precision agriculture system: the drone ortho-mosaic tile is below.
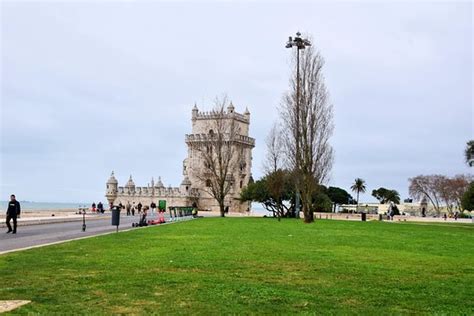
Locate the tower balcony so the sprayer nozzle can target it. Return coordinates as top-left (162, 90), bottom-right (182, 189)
top-left (185, 133), bottom-right (255, 147)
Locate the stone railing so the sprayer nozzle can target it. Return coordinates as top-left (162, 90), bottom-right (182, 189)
top-left (185, 133), bottom-right (255, 147)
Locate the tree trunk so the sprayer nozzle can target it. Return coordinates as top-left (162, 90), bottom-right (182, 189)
top-left (219, 201), bottom-right (225, 217)
top-left (355, 191), bottom-right (359, 214)
top-left (302, 192), bottom-right (314, 223)
top-left (303, 208), bottom-right (314, 223)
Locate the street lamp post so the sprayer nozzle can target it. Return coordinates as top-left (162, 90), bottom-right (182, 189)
top-left (78, 205), bottom-right (87, 231)
top-left (286, 32), bottom-right (311, 219)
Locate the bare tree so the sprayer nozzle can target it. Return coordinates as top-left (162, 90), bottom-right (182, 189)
top-left (409, 175), bottom-right (444, 215)
top-left (263, 123), bottom-right (284, 174)
top-left (281, 41), bottom-right (334, 223)
top-left (409, 174), bottom-right (473, 215)
top-left (191, 98), bottom-right (243, 217)
top-left (445, 174), bottom-right (473, 212)
top-left (438, 176), bottom-right (456, 214)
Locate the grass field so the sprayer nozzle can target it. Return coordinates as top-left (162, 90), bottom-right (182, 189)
top-left (1, 218), bottom-right (473, 314)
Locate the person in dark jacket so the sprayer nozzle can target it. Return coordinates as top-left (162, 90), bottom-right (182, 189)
top-left (97, 202), bottom-right (104, 214)
top-left (137, 202), bottom-right (142, 215)
top-left (6, 194), bottom-right (21, 234)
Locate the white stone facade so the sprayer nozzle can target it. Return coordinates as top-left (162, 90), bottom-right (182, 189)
top-left (106, 103), bottom-right (255, 212)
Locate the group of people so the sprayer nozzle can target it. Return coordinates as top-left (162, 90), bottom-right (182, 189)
top-left (121, 202), bottom-right (167, 227)
top-left (90, 201), bottom-right (166, 217)
top-left (443, 212), bottom-right (460, 220)
top-left (125, 202), bottom-right (142, 216)
top-left (91, 202), bottom-right (105, 213)
top-left (112, 201), bottom-right (164, 217)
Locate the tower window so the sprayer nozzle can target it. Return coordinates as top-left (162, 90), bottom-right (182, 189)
top-left (240, 180), bottom-right (243, 188)
top-left (206, 179), bottom-right (211, 187)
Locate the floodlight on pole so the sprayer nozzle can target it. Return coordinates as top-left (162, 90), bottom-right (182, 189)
top-left (286, 31), bottom-right (311, 219)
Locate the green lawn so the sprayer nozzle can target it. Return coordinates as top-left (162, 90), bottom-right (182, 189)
top-left (1, 218), bottom-right (473, 314)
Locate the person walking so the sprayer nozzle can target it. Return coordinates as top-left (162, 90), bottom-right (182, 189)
top-left (131, 202), bottom-right (136, 216)
top-left (6, 194), bottom-right (21, 234)
top-left (126, 201), bottom-right (131, 216)
top-left (91, 202), bottom-right (96, 213)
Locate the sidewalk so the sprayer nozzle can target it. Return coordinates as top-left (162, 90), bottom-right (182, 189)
top-left (0, 215), bottom-right (194, 255)
top-left (0, 213), bottom-right (109, 228)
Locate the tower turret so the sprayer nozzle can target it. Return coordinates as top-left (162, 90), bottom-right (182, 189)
top-left (125, 175), bottom-right (136, 194)
top-left (106, 171), bottom-right (118, 206)
top-left (180, 176), bottom-right (192, 194)
top-left (227, 101), bottom-right (235, 113)
top-left (192, 103), bottom-right (199, 119)
top-left (244, 107), bottom-right (250, 119)
top-left (154, 176), bottom-right (164, 188)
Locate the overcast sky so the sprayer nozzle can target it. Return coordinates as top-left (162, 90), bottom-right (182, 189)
top-left (1, 1), bottom-right (472, 204)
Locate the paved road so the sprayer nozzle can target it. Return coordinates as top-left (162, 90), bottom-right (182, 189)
top-left (0, 214), bottom-right (149, 254)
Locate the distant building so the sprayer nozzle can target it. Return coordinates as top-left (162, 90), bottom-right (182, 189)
top-left (338, 200), bottom-right (454, 215)
top-left (105, 103), bottom-right (255, 212)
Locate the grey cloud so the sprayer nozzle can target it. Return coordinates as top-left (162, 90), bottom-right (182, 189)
top-left (1, 1), bottom-right (471, 203)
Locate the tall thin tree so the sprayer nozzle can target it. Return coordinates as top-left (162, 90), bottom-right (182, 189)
top-left (281, 38), bottom-right (334, 223)
top-left (465, 140), bottom-right (474, 167)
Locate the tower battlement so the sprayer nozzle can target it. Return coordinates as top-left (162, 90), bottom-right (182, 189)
top-left (193, 111), bottom-right (249, 123)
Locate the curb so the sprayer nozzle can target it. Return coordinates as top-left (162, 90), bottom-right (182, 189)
top-left (0, 216), bottom-right (110, 228)
top-left (0, 217), bottom-right (195, 256)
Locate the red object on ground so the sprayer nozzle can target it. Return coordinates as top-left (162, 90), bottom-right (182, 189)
top-left (148, 219), bottom-right (161, 225)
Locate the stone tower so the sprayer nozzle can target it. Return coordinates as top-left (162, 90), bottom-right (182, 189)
top-left (184, 103), bottom-right (255, 212)
top-left (105, 103), bottom-right (254, 213)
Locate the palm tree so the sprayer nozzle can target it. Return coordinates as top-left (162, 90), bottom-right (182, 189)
top-left (350, 178), bottom-right (366, 213)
